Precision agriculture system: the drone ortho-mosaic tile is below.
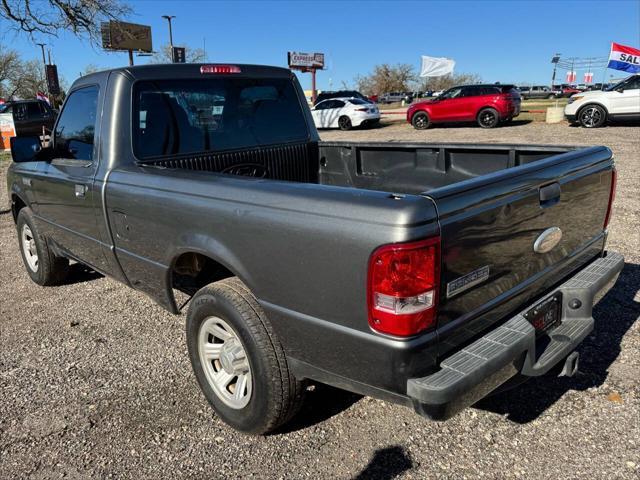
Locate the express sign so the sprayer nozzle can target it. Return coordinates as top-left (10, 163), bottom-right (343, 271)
top-left (287, 52), bottom-right (325, 69)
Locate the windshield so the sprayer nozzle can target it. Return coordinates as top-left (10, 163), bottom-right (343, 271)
top-left (133, 78), bottom-right (309, 160)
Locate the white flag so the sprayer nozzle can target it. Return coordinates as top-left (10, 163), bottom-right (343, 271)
top-left (420, 56), bottom-right (455, 77)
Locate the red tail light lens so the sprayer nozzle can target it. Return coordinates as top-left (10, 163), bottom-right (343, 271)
top-left (354, 108), bottom-right (369, 112)
top-left (368, 237), bottom-right (440, 337)
top-left (200, 65), bottom-right (241, 74)
top-left (603, 167), bottom-right (617, 229)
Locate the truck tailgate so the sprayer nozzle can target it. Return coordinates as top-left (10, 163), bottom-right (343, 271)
top-left (425, 146), bottom-right (615, 355)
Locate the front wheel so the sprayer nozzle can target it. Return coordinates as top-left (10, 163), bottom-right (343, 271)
top-left (411, 112), bottom-right (430, 130)
top-left (578, 104), bottom-right (607, 128)
top-left (17, 207), bottom-right (69, 285)
top-left (338, 116), bottom-right (352, 131)
top-left (477, 108), bottom-right (500, 128)
top-left (186, 277), bottom-right (305, 434)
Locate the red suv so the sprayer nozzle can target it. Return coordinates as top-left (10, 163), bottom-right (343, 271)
top-left (407, 84), bottom-right (521, 129)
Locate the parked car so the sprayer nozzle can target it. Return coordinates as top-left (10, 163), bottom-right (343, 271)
top-left (565, 74), bottom-right (640, 127)
top-left (518, 85), bottom-right (559, 100)
top-left (432, 90), bottom-right (444, 97)
top-left (378, 92), bottom-right (413, 104)
top-left (8, 64), bottom-right (622, 435)
top-left (314, 90), bottom-right (371, 105)
top-left (554, 84), bottom-right (581, 98)
top-left (311, 97), bottom-right (380, 130)
top-left (0, 100), bottom-right (57, 136)
top-left (407, 84), bottom-right (521, 129)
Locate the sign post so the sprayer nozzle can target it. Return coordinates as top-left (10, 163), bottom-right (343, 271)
top-left (287, 52), bottom-right (325, 104)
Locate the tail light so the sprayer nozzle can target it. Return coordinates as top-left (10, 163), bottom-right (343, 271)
top-left (200, 65), bottom-right (241, 74)
top-left (354, 108), bottom-right (369, 112)
top-left (603, 167), bottom-right (617, 229)
top-left (368, 237), bottom-right (440, 337)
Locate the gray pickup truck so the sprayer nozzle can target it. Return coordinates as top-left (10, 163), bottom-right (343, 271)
top-left (7, 64), bottom-right (623, 435)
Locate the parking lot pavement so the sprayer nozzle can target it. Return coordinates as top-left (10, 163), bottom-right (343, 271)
top-left (1, 121), bottom-right (638, 479)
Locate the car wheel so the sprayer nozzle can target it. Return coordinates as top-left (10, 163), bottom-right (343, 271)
top-left (546, 94), bottom-right (555, 99)
top-left (411, 112), bottom-right (430, 130)
top-left (477, 108), bottom-right (499, 128)
top-left (578, 104), bottom-right (607, 128)
top-left (17, 207), bottom-right (69, 286)
top-left (338, 116), bottom-right (352, 131)
top-left (186, 277), bottom-right (305, 434)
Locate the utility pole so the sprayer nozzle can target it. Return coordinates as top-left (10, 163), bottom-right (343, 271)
top-left (35, 43), bottom-right (48, 102)
top-left (162, 15), bottom-right (176, 62)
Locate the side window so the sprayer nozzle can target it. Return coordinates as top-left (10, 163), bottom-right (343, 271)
top-left (54, 86), bottom-right (99, 161)
top-left (333, 100), bottom-right (346, 108)
top-left (13, 104), bottom-right (27, 120)
top-left (624, 77), bottom-right (640, 89)
top-left (27, 102), bottom-right (42, 117)
top-left (315, 101), bottom-right (330, 110)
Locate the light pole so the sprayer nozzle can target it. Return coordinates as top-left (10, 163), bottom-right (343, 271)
top-left (35, 42), bottom-right (48, 101)
top-left (162, 15), bottom-right (176, 62)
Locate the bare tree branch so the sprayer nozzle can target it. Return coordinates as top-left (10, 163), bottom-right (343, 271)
top-left (0, 0), bottom-right (131, 43)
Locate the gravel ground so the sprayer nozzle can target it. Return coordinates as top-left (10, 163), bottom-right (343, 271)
top-left (1, 121), bottom-right (638, 479)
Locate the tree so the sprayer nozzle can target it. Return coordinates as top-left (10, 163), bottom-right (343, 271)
top-left (0, 44), bottom-right (20, 98)
top-left (7, 59), bottom-right (47, 99)
top-left (150, 44), bottom-right (206, 64)
top-left (0, 0), bottom-right (131, 42)
top-left (355, 63), bottom-right (417, 95)
top-left (417, 72), bottom-right (483, 92)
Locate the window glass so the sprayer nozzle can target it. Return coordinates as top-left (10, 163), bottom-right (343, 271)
top-left (133, 78), bottom-right (308, 159)
top-left (27, 102), bottom-right (42, 116)
top-left (348, 98), bottom-right (367, 105)
top-left (624, 77), bottom-right (640, 89)
top-left (333, 100), bottom-right (345, 108)
top-left (54, 85), bottom-right (99, 161)
top-left (440, 87), bottom-right (463, 99)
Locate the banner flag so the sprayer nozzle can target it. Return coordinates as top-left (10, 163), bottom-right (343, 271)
top-left (36, 92), bottom-right (50, 104)
top-left (420, 56), bottom-right (455, 77)
top-left (566, 71), bottom-right (577, 83)
top-left (608, 42), bottom-right (640, 73)
top-left (584, 72), bottom-right (594, 83)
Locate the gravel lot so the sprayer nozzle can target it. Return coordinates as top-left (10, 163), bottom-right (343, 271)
top-left (1, 121), bottom-right (638, 479)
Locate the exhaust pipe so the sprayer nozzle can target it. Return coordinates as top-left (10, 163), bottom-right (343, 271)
top-left (559, 352), bottom-right (580, 377)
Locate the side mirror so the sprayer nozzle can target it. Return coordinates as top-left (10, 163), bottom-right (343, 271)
top-left (615, 86), bottom-right (625, 93)
top-left (10, 136), bottom-right (47, 162)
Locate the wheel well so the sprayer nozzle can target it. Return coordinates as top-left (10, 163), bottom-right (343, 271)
top-left (170, 252), bottom-right (234, 299)
top-left (577, 102), bottom-right (609, 118)
top-left (412, 110), bottom-right (429, 121)
top-left (11, 194), bottom-right (26, 224)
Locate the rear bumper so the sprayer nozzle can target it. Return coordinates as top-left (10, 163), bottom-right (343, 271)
top-left (407, 251), bottom-right (624, 420)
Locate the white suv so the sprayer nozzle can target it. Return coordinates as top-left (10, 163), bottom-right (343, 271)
top-left (564, 74), bottom-right (640, 127)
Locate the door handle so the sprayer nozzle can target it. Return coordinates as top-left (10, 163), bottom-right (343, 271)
top-left (75, 184), bottom-right (87, 198)
top-left (539, 182), bottom-right (561, 208)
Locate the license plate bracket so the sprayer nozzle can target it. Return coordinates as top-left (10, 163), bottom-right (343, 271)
top-left (524, 292), bottom-right (562, 333)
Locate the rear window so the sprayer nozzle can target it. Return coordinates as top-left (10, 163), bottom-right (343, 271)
top-left (348, 98), bottom-right (368, 105)
top-left (133, 78), bottom-right (309, 160)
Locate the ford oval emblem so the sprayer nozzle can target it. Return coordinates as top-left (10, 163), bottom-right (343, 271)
top-left (533, 227), bottom-right (562, 253)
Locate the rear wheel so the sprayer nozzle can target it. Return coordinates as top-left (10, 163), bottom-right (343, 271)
top-left (17, 207), bottom-right (69, 286)
top-left (546, 94), bottom-right (555, 99)
top-left (338, 116), bottom-right (352, 131)
top-left (477, 108), bottom-right (500, 128)
top-left (578, 104), bottom-right (607, 128)
top-left (186, 277), bottom-right (305, 434)
top-left (411, 112), bottom-right (430, 130)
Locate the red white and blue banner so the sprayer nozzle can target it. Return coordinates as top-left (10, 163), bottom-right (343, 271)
top-left (608, 42), bottom-right (640, 73)
top-left (36, 91), bottom-right (50, 104)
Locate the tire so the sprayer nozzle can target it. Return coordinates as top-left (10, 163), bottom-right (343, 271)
top-left (578, 104), bottom-right (607, 128)
top-left (411, 112), bottom-right (430, 130)
top-left (16, 207), bottom-right (69, 286)
top-left (186, 277), bottom-right (305, 434)
top-left (477, 108), bottom-right (500, 128)
top-left (546, 94), bottom-right (555, 99)
top-left (338, 116), bottom-right (352, 131)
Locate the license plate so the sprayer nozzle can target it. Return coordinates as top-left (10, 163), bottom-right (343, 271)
top-left (524, 292), bottom-right (562, 332)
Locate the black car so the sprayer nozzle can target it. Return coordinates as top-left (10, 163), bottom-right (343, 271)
top-left (314, 90), bottom-right (371, 105)
top-left (0, 100), bottom-right (57, 137)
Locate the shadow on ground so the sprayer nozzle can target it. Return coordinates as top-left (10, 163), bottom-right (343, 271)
top-left (477, 261), bottom-right (639, 423)
top-left (274, 384), bottom-right (362, 434)
top-left (352, 446), bottom-right (413, 480)
top-left (64, 262), bottom-right (104, 285)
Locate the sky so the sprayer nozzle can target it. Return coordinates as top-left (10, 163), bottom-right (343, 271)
top-left (1, 0), bottom-right (639, 91)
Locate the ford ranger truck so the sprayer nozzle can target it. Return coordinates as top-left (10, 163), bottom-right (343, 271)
top-left (7, 64), bottom-right (623, 434)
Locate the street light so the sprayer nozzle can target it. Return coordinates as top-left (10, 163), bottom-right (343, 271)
top-left (551, 53), bottom-right (561, 87)
top-left (162, 15), bottom-right (176, 62)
